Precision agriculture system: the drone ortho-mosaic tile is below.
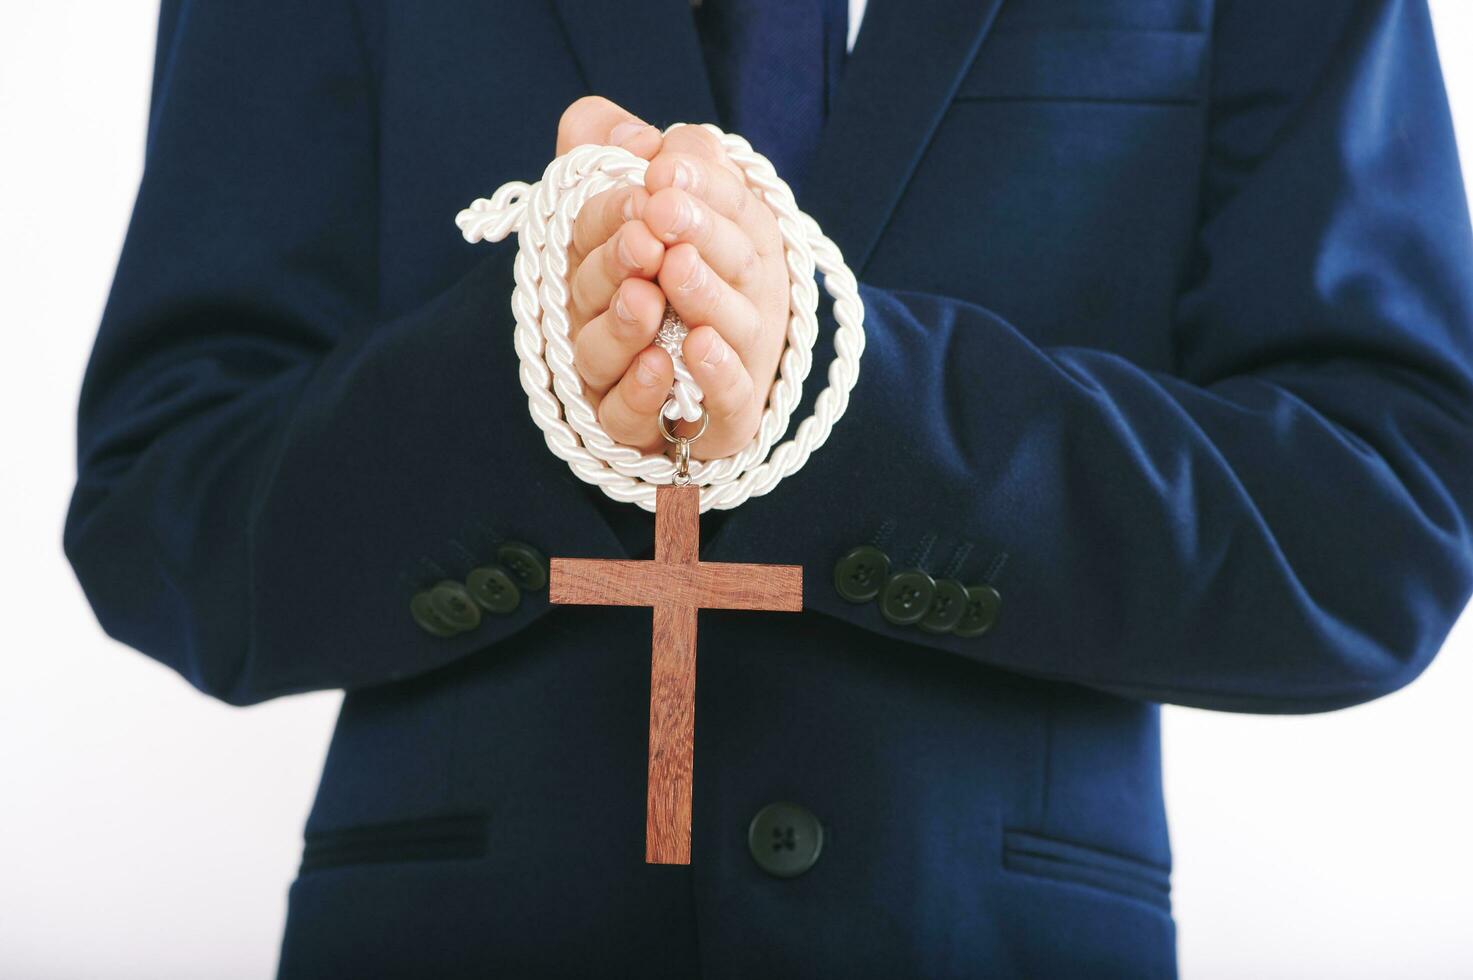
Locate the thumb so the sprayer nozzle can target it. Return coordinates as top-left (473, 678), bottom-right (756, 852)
top-left (555, 95), bottom-right (662, 159)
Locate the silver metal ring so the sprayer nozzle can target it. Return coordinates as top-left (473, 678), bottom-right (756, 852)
top-left (659, 408), bottom-right (710, 445)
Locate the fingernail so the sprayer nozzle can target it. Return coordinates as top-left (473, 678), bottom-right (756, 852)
top-left (616, 233), bottom-right (638, 270)
top-left (700, 335), bottom-right (726, 367)
top-left (668, 195), bottom-right (698, 236)
top-left (635, 356), bottom-right (660, 386)
top-left (610, 121), bottom-right (647, 147)
top-left (672, 159), bottom-right (696, 191)
top-left (621, 191), bottom-right (640, 222)
top-left (613, 291), bottom-right (633, 323)
top-left (679, 256), bottom-right (706, 292)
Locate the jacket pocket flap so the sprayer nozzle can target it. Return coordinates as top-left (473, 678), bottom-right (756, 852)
top-left (301, 813), bottom-right (488, 874)
top-left (1003, 829), bottom-right (1172, 908)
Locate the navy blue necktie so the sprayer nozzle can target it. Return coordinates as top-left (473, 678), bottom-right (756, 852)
top-left (693, 0), bottom-right (848, 199)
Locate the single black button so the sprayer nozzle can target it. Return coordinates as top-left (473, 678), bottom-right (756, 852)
top-left (920, 578), bottom-right (968, 634)
top-left (748, 801), bottom-right (824, 878)
top-left (410, 591), bottom-right (461, 638)
top-left (429, 580), bottom-right (481, 631)
top-left (833, 545), bottom-right (890, 603)
top-left (954, 584), bottom-right (1002, 638)
top-left (497, 541), bottom-right (549, 591)
top-left (467, 565), bottom-right (522, 615)
top-left (880, 569), bottom-right (936, 626)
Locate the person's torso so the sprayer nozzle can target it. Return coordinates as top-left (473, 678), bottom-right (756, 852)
top-left (282, 1), bottom-right (1206, 975)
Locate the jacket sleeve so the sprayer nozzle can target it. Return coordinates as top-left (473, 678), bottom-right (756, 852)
top-left (63, 1), bottom-right (626, 705)
top-left (705, 0), bottom-right (1473, 713)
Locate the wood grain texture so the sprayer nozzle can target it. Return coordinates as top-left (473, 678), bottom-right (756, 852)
top-left (545, 483), bottom-right (803, 866)
top-left (647, 602), bottom-right (696, 864)
top-left (549, 560), bottom-right (803, 610)
top-left (654, 484), bottom-right (698, 564)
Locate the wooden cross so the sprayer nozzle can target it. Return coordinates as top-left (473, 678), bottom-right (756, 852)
top-left (548, 484), bottom-right (803, 864)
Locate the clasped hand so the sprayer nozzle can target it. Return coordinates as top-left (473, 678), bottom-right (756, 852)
top-left (557, 96), bottom-right (791, 460)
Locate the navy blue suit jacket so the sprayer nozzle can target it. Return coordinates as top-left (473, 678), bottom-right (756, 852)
top-left (65, 0), bottom-right (1473, 976)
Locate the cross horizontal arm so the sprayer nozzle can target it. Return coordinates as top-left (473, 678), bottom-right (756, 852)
top-left (550, 559), bottom-right (803, 612)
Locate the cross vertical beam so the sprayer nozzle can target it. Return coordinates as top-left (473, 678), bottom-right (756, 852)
top-left (648, 601), bottom-right (697, 863)
top-left (547, 484), bottom-right (803, 864)
top-left (649, 483), bottom-right (697, 864)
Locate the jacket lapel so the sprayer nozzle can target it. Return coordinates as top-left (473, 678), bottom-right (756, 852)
top-left (551, 0), bottom-right (1006, 279)
top-left (804, 0), bottom-right (1006, 275)
top-left (550, 0), bottom-right (718, 130)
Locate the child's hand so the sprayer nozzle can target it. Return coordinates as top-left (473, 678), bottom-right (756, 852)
top-left (558, 97), bottom-right (792, 459)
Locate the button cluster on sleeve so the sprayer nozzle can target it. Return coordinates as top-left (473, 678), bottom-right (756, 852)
top-left (410, 540), bottom-right (549, 637)
top-left (832, 544), bottom-right (1000, 638)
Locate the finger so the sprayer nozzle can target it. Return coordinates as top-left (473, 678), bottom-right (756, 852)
top-left (571, 185), bottom-right (649, 266)
top-left (644, 152), bottom-right (782, 258)
top-left (555, 95), bottom-right (662, 159)
top-left (598, 346), bottom-right (674, 451)
top-left (642, 187), bottom-right (761, 289)
top-left (658, 243), bottom-right (764, 360)
top-left (682, 325), bottom-right (756, 429)
top-left (568, 220), bottom-right (663, 327)
top-left (574, 278), bottom-right (666, 394)
top-left (659, 125), bottom-right (744, 180)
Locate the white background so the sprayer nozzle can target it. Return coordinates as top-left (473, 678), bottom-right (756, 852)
top-left (2, 4), bottom-right (1470, 978)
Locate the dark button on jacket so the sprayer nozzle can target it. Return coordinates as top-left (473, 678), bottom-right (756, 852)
top-left (955, 584), bottom-right (1002, 638)
top-left (428, 580), bottom-right (481, 632)
top-left (834, 545), bottom-right (890, 603)
top-left (921, 578), bottom-right (968, 634)
top-left (880, 569), bottom-right (937, 625)
top-left (748, 801), bottom-right (824, 878)
top-left (497, 541), bottom-right (549, 591)
top-left (410, 591), bottom-right (461, 638)
top-left (467, 565), bottom-right (521, 615)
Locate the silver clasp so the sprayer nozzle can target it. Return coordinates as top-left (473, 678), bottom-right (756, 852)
top-left (659, 408), bottom-right (710, 487)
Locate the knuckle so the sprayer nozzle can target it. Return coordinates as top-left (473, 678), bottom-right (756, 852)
top-left (732, 182), bottom-right (750, 218)
top-left (731, 237), bottom-right (760, 285)
top-left (739, 300), bottom-right (765, 349)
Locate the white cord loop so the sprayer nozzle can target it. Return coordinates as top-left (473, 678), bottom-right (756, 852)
top-left (455, 122), bottom-right (864, 512)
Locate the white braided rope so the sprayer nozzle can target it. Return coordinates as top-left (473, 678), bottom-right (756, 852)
top-left (455, 122), bottom-right (864, 513)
